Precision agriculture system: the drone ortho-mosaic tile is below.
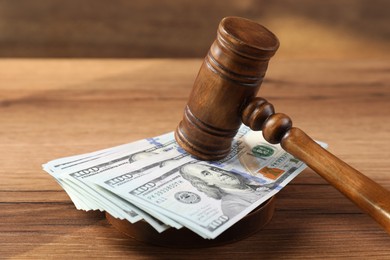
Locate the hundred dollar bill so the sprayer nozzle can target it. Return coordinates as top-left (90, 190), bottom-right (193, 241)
top-left (42, 131), bottom-right (176, 214)
top-left (43, 126), bottom-right (250, 212)
top-left (88, 130), bottom-right (317, 239)
top-left (54, 145), bottom-right (182, 230)
top-left (45, 127), bottom-right (248, 232)
top-left (81, 151), bottom-right (190, 230)
top-left (43, 132), bottom-right (176, 203)
top-left (42, 132), bottom-right (181, 231)
top-left (58, 127), bottom-right (251, 230)
top-left (43, 126), bottom-right (321, 238)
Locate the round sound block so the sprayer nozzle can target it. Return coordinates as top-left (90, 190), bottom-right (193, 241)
top-left (106, 197), bottom-right (275, 248)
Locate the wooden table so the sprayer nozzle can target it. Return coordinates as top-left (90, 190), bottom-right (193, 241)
top-left (1, 59), bottom-right (389, 259)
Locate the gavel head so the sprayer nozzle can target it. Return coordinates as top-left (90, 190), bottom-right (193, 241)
top-left (175, 17), bottom-right (279, 161)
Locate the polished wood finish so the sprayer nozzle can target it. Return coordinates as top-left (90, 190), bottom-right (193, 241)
top-left (242, 98), bottom-right (390, 233)
top-left (1, 59), bottom-right (389, 258)
top-left (241, 97), bottom-right (275, 131)
top-left (281, 127), bottom-right (390, 233)
top-left (175, 17), bottom-right (390, 233)
top-left (175, 17), bottom-right (279, 160)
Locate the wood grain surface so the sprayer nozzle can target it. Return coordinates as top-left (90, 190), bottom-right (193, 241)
top-left (0, 59), bottom-right (389, 259)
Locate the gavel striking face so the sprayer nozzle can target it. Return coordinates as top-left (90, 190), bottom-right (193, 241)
top-left (175, 17), bottom-right (390, 233)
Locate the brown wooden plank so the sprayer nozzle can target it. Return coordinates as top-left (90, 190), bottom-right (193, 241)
top-left (1, 203), bottom-right (389, 259)
top-left (0, 59), bottom-right (389, 258)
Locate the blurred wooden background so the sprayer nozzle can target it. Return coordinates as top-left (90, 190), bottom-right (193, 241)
top-left (0, 0), bottom-right (388, 59)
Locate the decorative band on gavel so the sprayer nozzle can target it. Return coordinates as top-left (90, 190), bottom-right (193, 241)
top-left (175, 16), bottom-right (390, 233)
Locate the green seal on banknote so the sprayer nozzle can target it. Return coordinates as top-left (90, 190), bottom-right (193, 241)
top-left (252, 145), bottom-right (274, 157)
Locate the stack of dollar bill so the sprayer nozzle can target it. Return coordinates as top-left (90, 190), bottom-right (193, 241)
top-left (43, 126), bottom-right (325, 239)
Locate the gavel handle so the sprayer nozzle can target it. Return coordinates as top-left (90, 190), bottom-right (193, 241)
top-left (242, 97), bottom-right (390, 233)
top-left (281, 127), bottom-right (390, 233)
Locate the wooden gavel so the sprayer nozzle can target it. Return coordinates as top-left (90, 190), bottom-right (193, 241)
top-left (175, 16), bottom-right (390, 233)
